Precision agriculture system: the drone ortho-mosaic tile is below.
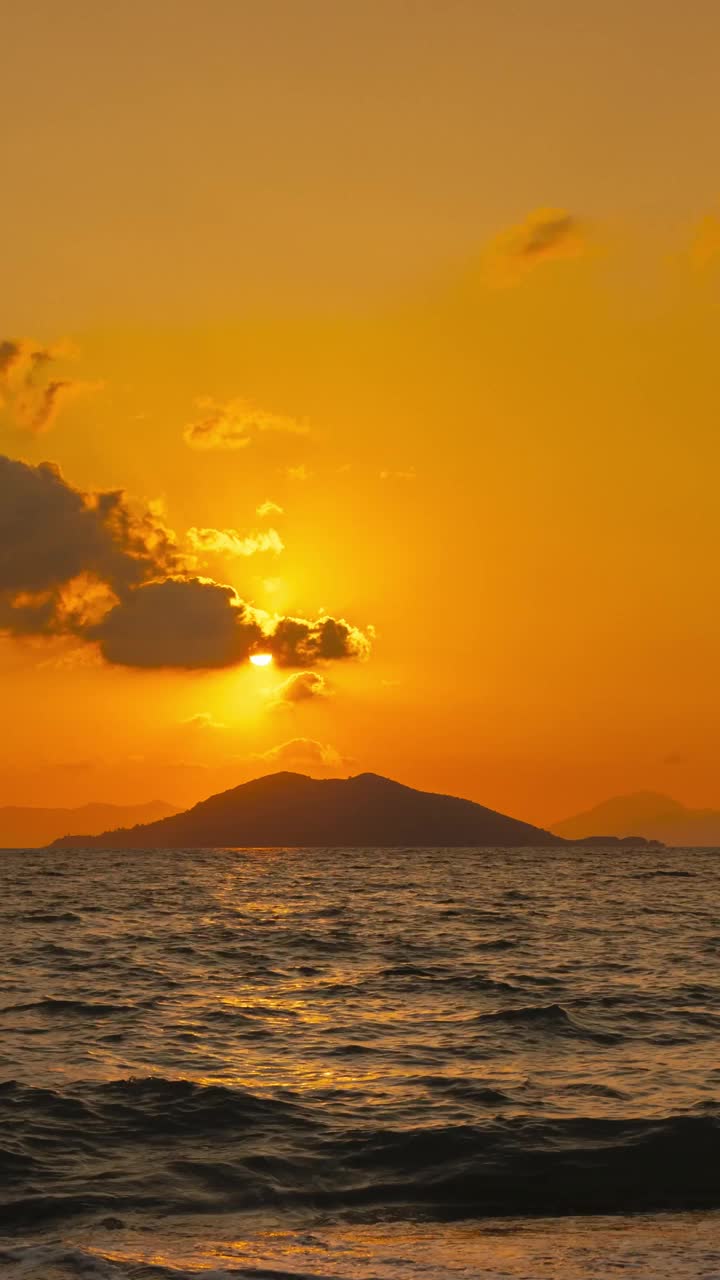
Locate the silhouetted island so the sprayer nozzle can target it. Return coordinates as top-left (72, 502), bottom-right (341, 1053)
top-left (554, 790), bottom-right (720, 847)
top-left (49, 771), bottom-right (664, 850)
top-left (0, 800), bottom-right (178, 849)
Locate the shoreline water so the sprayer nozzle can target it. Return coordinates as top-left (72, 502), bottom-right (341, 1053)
top-left (3, 845), bottom-right (719, 1278)
top-left (4, 1210), bottom-right (720, 1279)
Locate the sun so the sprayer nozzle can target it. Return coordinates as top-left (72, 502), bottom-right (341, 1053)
top-left (250, 653), bottom-right (273, 667)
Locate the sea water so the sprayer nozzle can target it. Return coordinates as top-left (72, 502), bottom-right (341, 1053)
top-left (1, 845), bottom-right (719, 1278)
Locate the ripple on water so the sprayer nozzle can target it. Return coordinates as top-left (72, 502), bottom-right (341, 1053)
top-left (0, 844), bottom-right (718, 1254)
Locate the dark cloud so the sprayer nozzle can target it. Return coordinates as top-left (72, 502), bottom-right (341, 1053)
top-left (0, 454), bottom-right (372, 672)
top-left (0, 339), bottom-right (31, 380)
top-left (269, 615), bottom-right (372, 668)
top-left (273, 671), bottom-right (330, 704)
top-left (91, 578), bottom-right (265, 669)
top-left (0, 456), bottom-right (97, 596)
top-left (0, 338), bottom-right (100, 433)
top-left (0, 455), bottom-right (180, 616)
top-left (0, 453), bottom-right (180, 645)
top-left (92, 587), bottom-right (372, 672)
top-left (516, 212), bottom-right (579, 260)
top-left (486, 208), bottom-right (586, 282)
top-left (26, 379), bottom-right (84, 434)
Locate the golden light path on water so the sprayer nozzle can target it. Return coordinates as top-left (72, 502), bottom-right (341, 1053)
top-left (75, 1213), bottom-right (720, 1280)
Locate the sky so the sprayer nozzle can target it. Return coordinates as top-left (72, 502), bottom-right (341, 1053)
top-left (2, 0), bottom-right (719, 826)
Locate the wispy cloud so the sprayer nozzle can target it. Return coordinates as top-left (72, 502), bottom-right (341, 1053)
top-left (0, 337), bottom-right (101, 433)
top-left (187, 526), bottom-right (284, 558)
top-left (252, 737), bottom-right (348, 772)
top-left (184, 397), bottom-right (309, 451)
top-left (272, 670), bottom-right (330, 705)
top-left (256, 500), bottom-right (284, 518)
top-left (484, 208), bottom-right (586, 284)
top-left (180, 712), bottom-right (227, 730)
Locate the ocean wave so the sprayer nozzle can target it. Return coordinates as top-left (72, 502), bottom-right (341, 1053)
top-left (323, 1112), bottom-right (720, 1218)
top-left (1, 1241), bottom-right (322, 1280)
top-left (10, 911), bottom-right (82, 923)
top-left (4, 844), bottom-right (720, 1250)
top-left (416, 1076), bottom-right (514, 1105)
top-left (0, 998), bottom-right (144, 1017)
top-left (473, 1003), bottom-right (623, 1043)
top-left (634, 870), bottom-right (696, 879)
top-left (379, 965), bottom-right (518, 994)
top-left (1, 1077), bottom-right (718, 1226)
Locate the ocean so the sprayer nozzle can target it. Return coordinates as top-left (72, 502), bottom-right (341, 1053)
top-left (1, 845), bottom-right (719, 1279)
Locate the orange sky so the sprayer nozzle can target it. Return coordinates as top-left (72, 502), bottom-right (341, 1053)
top-left (1, 1), bottom-right (719, 826)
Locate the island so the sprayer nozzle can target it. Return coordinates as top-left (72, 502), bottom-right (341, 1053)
top-left (49, 771), bottom-right (664, 850)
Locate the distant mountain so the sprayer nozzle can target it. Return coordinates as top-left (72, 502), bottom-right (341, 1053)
top-left (1, 801), bottom-right (178, 849)
top-left (553, 791), bottom-right (720, 847)
top-left (51, 771), bottom-right (565, 849)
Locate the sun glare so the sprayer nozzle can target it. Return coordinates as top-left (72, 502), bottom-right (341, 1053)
top-left (250, 653), bottom-right (273, 668)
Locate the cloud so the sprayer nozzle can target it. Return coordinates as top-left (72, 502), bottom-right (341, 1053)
top-left (273, 670), bottom-right (330, 704)
top-left (485, 208), bottom-right (586, 283)
top-left (90, 577), bottom-right (266, 669)
top-left (187, 526), bottom-right (284, 558)
top-left (0, 339), bottom-right (31, 382)
top-left (0, 337), bottom-right (101, 433)
top-left (380, 467), bottom-right (416, 481)
top-left (268, 615), bottom-right (372, 668)
top-left (0, 338), bottom-right (70, 385)
top-left (256, 500), bottom-right (284, 517)
top-left (24, 379), bottom-right (100, 434)
top-left (0, 453), bottom-right (372, 672)
top-left (91, 591), bottom-right (372, 671)
top-left (511, 210), bottom-right (582, 261)
top-left (252, 737), bottom-right (346, 772)
top-left (181, 712), bottom-right (227, 730)
top-left (183, 397), bottom-right (308, 451)
top-left (0, 453), bottom-right (180, 611)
